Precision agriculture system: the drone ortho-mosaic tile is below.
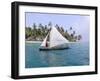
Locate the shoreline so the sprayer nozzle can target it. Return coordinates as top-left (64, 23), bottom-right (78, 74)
top-left (25, 41), bottom-right (86, 43)
top-left (25, 41), bottom-right (42, 43)
top-left (25, 41), bottom-right (87, 44)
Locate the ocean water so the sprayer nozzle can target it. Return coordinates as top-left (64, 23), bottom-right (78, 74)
top-left (25, 42), bottom-right (89, 68)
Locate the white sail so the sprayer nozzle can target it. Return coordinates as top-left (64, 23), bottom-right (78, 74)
top-left (40, 34), bottom-right (48, 47)
top-left (50, 27), bottom-right (69, 48)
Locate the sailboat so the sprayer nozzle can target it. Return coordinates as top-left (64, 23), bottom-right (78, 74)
top-left (39, 27), bottom-right (69, 50)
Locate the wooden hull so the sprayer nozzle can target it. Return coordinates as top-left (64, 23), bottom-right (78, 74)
top-left (39, 45), bottom-right (69, 51)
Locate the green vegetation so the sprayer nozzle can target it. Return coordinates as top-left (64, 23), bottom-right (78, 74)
top-left (25, 22), bottom-right (82, 42)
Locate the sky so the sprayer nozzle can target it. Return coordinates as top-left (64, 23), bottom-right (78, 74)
top-left (25, 12), bottom-right (90, 42)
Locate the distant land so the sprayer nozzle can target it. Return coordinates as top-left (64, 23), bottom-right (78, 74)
top-left (25, 22), bottom-right (82, 42)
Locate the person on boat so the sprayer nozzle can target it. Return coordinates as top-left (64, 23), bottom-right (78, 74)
top-left (46, 41), bottom-right (48, 47)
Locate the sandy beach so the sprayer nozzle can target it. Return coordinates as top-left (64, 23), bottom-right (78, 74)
top-left (25, 41), bottom-right (42, 43)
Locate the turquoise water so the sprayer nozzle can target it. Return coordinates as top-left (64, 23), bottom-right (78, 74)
top-left (25, 42), bottom-right (89, 68)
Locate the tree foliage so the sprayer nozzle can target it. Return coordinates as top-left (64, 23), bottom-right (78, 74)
top-left (25, 22), bottom-right (82, 42)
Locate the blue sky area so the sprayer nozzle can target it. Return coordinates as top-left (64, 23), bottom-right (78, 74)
top-left (25, 12), bottom-right (90, 42)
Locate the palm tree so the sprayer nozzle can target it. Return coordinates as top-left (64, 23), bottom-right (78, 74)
top-left (61, 27), bottom-right (64, 32)
top-left (56, 26), bottom-right (60, 32)
top-left (73, 31), bottom-right (75, 35)
top-left (39, 23), bottom-right (43, 28)
top-left (32, 23), bottom-right (38, 39)
top-left (70, 27), bottom-right (72, 30)
top-left (71, 34), bottom-right (73, 38)
top-left (75, 36), bottom-right (78, 40)
top-left (78, 35), bottom-right (82, 40)
top-left (44, 25), bottom-right (48, 34)
top-left (48, 22), bottom-right (52, 27)
top-left (55, 24), bottom-right (59, 28)
top-left (33, 23), bottom-right (37, 29)
top-left (25, 27), bottom-right (33, 40)
top-left (69, 26), bottom-right (73, 36)
top-left (72, 31), bottom-right (76, 38)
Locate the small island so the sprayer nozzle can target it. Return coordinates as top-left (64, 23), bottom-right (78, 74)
top-left (25, 22), bottom-right (82, 42)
